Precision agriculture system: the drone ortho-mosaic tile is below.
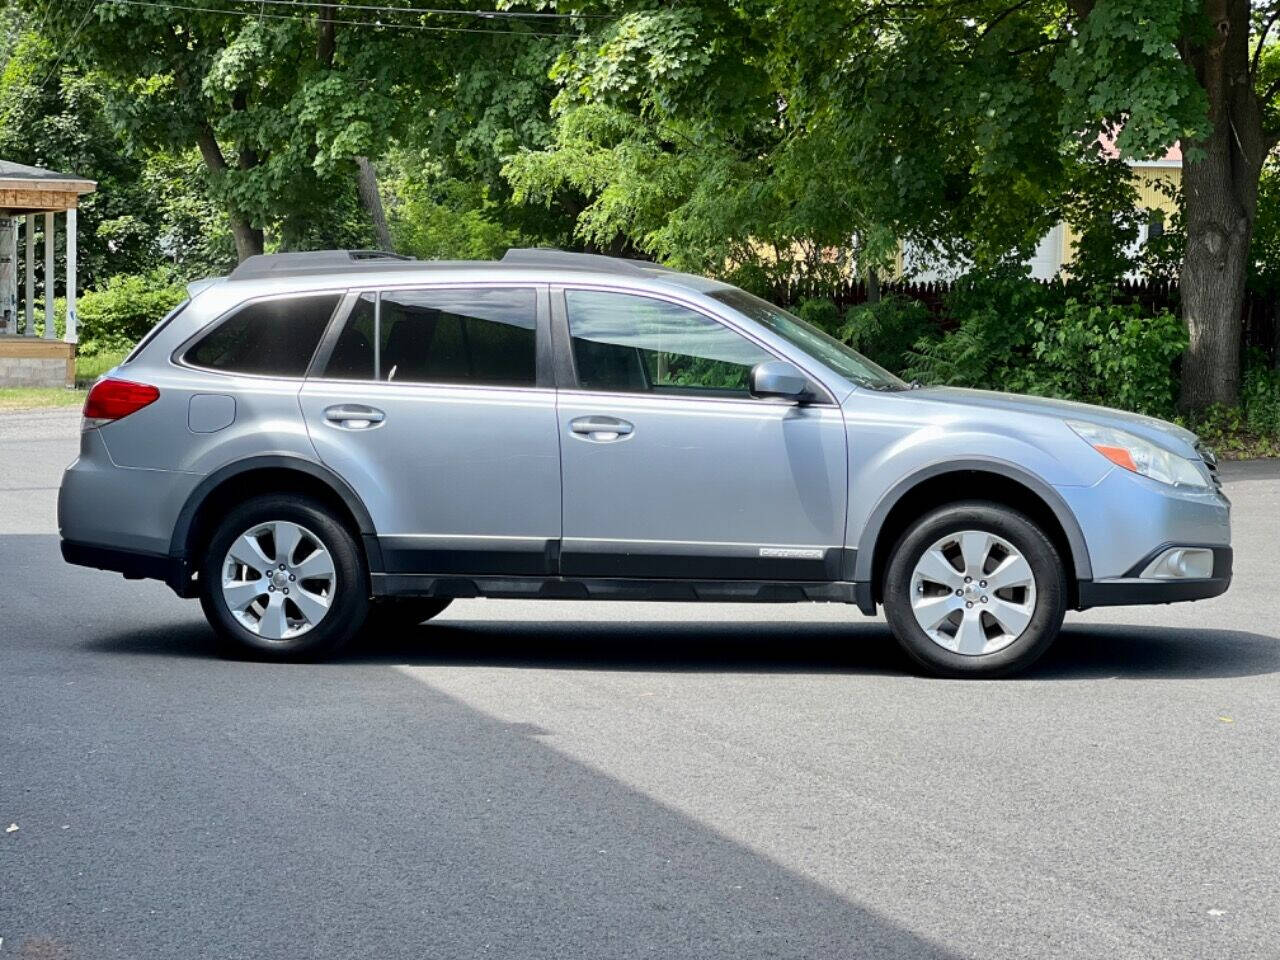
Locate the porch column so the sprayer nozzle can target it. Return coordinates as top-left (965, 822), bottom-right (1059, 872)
top-left (65, 208), bottom-right (77, 344)
top-left (43, 212), bottom-right (55, 339)
top-left (0, 216), bottom-right (13, 334)
top-left (24, 214), bottom-right (35, 335)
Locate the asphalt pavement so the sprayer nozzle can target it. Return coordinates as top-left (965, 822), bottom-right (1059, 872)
top-left (3, 407), bottom-right (1279, 959)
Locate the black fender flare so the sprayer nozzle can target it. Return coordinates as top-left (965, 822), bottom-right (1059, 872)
top-left (853, 457), bottom-right (1094, 584)
top-left (169, 454), bottom-right (381, 570)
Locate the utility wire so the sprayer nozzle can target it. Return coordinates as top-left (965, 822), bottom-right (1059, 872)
top-left (222, 0), bottom-right (613, 20)
top-left (32, 0), bottom-right (59, 43)
top-left (106, 0), bottom-right (573, 36)
top-left (34, 0), bottom-right (101, 92)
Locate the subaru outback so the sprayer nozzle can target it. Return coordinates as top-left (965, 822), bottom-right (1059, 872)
top-left (58, 249), bottom-right (1231, 677)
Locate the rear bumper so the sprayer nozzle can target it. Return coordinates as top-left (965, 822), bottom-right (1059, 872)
top-left (61, 539), bottom-right (188, 594)
top-left (1076, 546), bottom-right (1232, 609)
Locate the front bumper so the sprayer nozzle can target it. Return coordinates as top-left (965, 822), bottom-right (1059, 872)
top-left (1076, 545), bottom-right (1232, 609)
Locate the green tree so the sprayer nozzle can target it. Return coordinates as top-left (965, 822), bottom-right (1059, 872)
top-left (23, 0), bottom-right (550, 260)
top-left (515, 1), bottom-right (1280, 411)
top-left (1056, 0), bottom-right (1280, 409)
top-left (0, 28), bottom-right (162, 285)
top-left (503, 3), bottom-right (892, 283)
top-left (403, 25), bottom-right (575, 250)
top-left (784, 0), bottom-right (1280, 410)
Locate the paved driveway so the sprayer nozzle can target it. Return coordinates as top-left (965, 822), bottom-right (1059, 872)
top-left (3, 408), bottom-right (1278, 959)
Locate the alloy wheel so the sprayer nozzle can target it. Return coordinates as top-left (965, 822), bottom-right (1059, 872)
top-left (220, 520), bottom-right (336, 641)
top-left (908, 529), bottom-right (1037, 656)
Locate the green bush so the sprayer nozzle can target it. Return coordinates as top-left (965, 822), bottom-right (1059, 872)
top-left (905, 268), bottom-right (1056, 388)
top-left (1240, 356), bottom-right (1280, 437)
top-left (1026, 296), bottom-right (1186, 417)
top-left (77, 272), bottom-right (188, 355)
top-left (794, 298), bottom-right (841, 334)
top-left (1189, 358), bottom-right (1280, 458)
top-left (35, 271), bottom-right (188, 356)
top-left (904, 271), bottom-right (1185, 418)
top-left (838, 295), bottom-right (937, 374)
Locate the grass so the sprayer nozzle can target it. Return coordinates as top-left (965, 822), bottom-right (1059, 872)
top-left (0, 387), bottom-right (86, 412)
top-left (1183, 413), bottom-right (1280, 460)
top-left (0, 349), bottom-right (124, 412)
top-left (75, 348), bottom-right (127, 387)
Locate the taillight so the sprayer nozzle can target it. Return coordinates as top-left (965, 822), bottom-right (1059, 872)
top-left (83, 378), bottom-right (160, 428)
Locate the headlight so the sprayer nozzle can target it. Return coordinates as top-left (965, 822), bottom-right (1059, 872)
top-left (1067, 420), bottom-right (1210, 489)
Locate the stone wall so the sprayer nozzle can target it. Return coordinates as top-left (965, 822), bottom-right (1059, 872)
top-left (0, 355), bottom-right (69, 388)
top-left (0, 338), bottom-right (75, 387)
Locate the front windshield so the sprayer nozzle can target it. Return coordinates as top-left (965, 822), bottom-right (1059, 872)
top-left (708, 288), bottom-right (908, 392)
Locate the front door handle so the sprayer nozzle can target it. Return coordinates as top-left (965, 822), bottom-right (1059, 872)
top-left (570, 416), bottom-right (634, 441)
top-left (324, 404), bottom-right (385, 429)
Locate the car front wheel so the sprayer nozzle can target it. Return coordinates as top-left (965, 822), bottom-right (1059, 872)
top-left (199, 495), bottom-right (370, 659)
top-left (882, 500), bottom-right (1067, 678)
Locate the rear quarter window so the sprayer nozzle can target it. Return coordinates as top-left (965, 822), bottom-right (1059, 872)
top-left (183, 294), bottom-right (340, 377)
top-left (124, 301), bottom-right (189, 363)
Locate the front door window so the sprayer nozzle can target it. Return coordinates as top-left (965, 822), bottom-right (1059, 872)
top-left (565, 289), bottom-right (774, 397)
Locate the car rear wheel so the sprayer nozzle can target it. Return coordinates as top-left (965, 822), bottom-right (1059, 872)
top-left (882, 501), bottom-right (1067, 678)
top-left (199, 495), bottom-right (369, 659)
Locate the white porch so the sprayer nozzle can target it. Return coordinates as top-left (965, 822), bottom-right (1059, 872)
top-left (0, 160), bottom-right (97, 387)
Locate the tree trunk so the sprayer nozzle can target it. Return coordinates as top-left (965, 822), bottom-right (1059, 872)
top-left (1178, 0), bottom-right (1265, 410)
top-left (1273, 297), bottom-right (1280, 371)
top-left (1180, 155), bottom-right (1253, 408)
top-left (356, 157), bottom-right (393, 252)
top-left (195, 125), bottom-right (265, 262)
top-left (229, 218), bottom-right (266, 262)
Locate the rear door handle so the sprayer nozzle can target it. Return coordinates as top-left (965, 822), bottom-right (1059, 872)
top-left (570, 416), bottom-right (633, 441)
top-left (324, 404), bottom-right (385, 429)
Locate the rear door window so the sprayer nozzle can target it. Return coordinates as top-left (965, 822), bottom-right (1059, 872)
top-left (320, 287), bottom-right (537, 387)
top-left (184, 294), bottom-right (340, 377)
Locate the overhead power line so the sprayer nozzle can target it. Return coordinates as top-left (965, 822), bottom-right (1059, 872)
top-left (222, 0), bottom-right (614, 20)
top-left (105, 0), bottom-right (575, 36)
top-left (34, 0), bottom-right (101, 93)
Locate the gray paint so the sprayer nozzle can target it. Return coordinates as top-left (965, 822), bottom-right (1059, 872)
top-left (60, 251), bottom-right (1231, 608)
top-left (853, 458), bottom-right (1094, 583)
top-left (187, 394), bottom-right (235, 434)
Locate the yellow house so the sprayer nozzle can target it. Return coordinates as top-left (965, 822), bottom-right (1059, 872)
top-left (900, 141), bottom-right (1182, 281)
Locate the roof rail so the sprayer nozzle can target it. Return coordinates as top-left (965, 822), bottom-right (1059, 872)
top-left (501, 247), bottom-right (676, 276)
top-left (228, 249), bottom-right (414, 282)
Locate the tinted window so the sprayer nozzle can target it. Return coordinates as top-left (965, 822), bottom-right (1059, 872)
top-left (321, 287), bottom-right (537, 386)
top-left (125, 301), bottom-right (188, 363)
top-left (322, 294), bottom-right (377, 380)
top-left (565, 290), bottom-right (773, 396)
top-left (185, 294), bottom-right (339, 377)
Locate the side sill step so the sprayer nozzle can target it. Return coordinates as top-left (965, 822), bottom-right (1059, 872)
top-left (372, 573), bottom-right (862, 605)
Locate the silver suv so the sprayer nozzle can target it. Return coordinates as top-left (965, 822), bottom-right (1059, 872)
top-left (59, 249), bottom-right (1231, 677)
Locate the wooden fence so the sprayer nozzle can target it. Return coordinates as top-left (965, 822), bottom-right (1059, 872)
top-left (767, 276), bottom-right (1279, 362)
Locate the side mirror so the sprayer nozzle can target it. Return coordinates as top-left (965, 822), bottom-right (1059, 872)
top-left (749, 360), bottom-right (813, 403)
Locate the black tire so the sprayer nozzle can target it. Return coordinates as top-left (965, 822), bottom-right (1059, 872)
top-left (366, 597), bottom-right (453, 633)
top-left (199, 494), bottom-right (370, 659)
top-left (882, 500), bottom-right (1067, 678)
